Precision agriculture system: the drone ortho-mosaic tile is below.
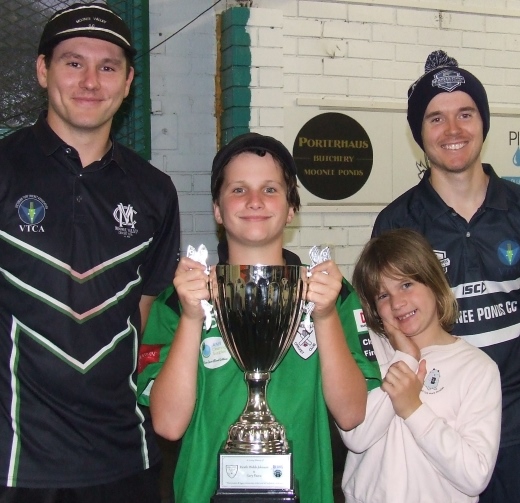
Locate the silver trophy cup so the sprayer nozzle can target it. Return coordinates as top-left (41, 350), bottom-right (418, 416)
top-left (209, 265), bottom-right (306, 455)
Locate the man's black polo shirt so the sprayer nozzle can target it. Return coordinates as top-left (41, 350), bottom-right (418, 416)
top-left (0, 114), bottom-right (180, 487)
top-left (373, 164), bottom-right (520, 448)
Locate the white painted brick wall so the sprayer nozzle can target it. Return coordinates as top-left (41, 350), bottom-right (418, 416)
top-left (149, 0), bottom-right (220, 260)
top-left (442, 12), bottom-right (486, 32)
top-left (418, 28), bottom-right (462, 47)
top-left (249, 8), bottom-right (283, 27)
top-left (150, 0), bottom-right (520, 278)
top-left (283, 18), bottom-right (323, 37)
top-left (488, 15), bottom-right (520, 33)
top-left (323, 20), bottom-right (370, 39)
top-left (348, 4), bottom-right (395, 24)
top-left (396, 9), bottom-right (439, 28)
top-left (299, 1), bottom-right (347, 20)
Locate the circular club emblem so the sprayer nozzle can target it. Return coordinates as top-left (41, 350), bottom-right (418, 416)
top-left (497, 240), bottom-right (520, 266)
top-left (18, 197), bottom-right (46, 225)
top-left (293, 112), bottom-right (373, 200)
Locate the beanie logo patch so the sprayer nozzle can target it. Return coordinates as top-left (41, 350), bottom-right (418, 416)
top-left (432, 69), bottom-right (466, 92)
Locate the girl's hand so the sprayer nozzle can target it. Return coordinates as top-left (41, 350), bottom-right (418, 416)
top-left (381, 318), bottom-right (421, 361)
top-left (382, 359), bottom-right (427, 419)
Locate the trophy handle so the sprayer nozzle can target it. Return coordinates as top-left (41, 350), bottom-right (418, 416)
top-left (225, 371), bottom-right (289, 454)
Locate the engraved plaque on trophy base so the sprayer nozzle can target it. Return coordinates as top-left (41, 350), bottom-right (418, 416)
top-left (220, 452), bottom-right (292, 490)
top-left (211, 450), bottom-right (299, 502)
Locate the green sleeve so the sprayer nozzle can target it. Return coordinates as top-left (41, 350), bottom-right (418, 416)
top-left (137, 285), bottom-right (180, 405)
top-left (336, 279), bottom-right (382, 391)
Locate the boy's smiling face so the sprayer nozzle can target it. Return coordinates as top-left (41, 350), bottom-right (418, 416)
top-left (213, 151), bottom-right (295, 252)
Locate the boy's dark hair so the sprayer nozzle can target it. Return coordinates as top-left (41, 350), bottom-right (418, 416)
top-left (352, 229), bottom-right (458, 336)
top-left (211, 133), bottom-right (301, 211)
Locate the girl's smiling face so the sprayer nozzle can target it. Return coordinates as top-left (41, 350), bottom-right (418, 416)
top-left (376, 274), bottom-right (442, 348)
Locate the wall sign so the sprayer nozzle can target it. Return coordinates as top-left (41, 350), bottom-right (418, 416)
top-left (285, 103), bottom-right (520, 207)
top-left (292, 112), bottom-right (373, 200)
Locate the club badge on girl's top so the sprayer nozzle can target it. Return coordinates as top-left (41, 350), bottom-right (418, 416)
top-left (302, 245), bottom-right (331, 332)
top-left (186, 244), bottom-right (213, 330)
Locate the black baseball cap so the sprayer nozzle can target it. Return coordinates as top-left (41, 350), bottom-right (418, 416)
top-left (211, 133), bottom-right (297, 196)
top-left (38, 3), bottom-right (136, 57)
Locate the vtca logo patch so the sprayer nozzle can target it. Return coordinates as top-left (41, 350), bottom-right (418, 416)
top-left (16, 195), bottom-right (47, 233)
top-left (497, 240), bottom-right (520, 266)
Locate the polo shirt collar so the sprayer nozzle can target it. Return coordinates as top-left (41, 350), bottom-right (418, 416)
top-left (415, 163), bottom-right (506, 219)
top-left (33, 111), bottom-right (63, 157)
top-left (32, 111), bottom-right (126, 173)
top-left (482, 164), bottom-right (508, 211)
top-left (414, 169), bottom-right (450, 221)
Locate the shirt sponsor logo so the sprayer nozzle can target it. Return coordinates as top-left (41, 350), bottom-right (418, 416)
top-left (138, 343), bottom-right (163, 374)
top-left (16, 195), bottom-right (47, 232)
top-left (460, 281), bottom-right (487, 297)
top-left (497, 240), bottom-right (520, 266)
top-left (434, 249), bottom-right (450, 273)
top-left (432, 69), bottom-right (465, 92)
top-left (353, 308), bottom-right (367, 332)
top-left (113, 202), bottom-right (138, 238)
top-left (457, 300), bottom-right (517, 324)
top-left (201, 336), bottom-right (231, 369)
top-left (359, 334), bottom-right (377, 362)
top-left (293, 321), bottom-right (317, 359)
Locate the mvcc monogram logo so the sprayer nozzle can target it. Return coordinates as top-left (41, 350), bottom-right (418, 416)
top-left (113, 203), bottom-right (137, 228)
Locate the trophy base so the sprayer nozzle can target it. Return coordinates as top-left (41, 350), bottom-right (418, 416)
top-left (213, 450), bottom-right (299, 502)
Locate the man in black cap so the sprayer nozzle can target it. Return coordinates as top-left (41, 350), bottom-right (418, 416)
top-left (373, 50), bottom-right (520, 502)
top-left (0, 3), bottom-right (179, 502)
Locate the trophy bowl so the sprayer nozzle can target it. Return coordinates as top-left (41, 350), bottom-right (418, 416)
top-left (209, 265), bottom-right (306, 455)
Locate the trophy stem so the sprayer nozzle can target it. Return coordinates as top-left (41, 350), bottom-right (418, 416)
top-left (241, 371), bottom-right (275, 421)
top-left (225, 371), bottom-right (290, 454)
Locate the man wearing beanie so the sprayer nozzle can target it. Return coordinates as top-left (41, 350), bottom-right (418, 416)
top-left (0, 3), bottom-right (179, 502)
top-left (373, 50), bottom-right (520, 502)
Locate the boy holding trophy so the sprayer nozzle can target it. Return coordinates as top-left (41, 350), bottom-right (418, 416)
top-left (137, 133), bottom-right (381, 502)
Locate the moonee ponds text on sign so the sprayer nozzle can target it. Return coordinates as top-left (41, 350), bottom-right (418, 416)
top-left (293, 112), bottom-right (373, 200)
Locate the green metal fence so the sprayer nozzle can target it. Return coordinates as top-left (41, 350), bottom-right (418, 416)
top-left (0, 0), bottom-right (151, 159)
